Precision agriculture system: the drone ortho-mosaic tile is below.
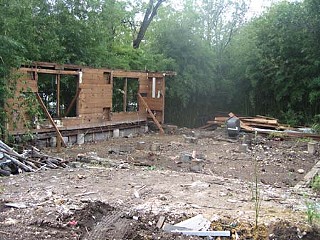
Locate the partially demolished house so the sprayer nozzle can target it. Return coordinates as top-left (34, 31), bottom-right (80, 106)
top-left (7, 62), bottom-right (172, 147)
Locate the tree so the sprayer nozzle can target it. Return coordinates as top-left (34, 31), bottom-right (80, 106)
top-left (133, 0), bottom-right (166, 49)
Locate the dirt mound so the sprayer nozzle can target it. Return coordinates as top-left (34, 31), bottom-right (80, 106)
top-left (70, 201), bottom-right (200, 240)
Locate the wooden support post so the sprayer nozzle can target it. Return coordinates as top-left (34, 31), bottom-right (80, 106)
top-left (123, 78), bottom-right (127, 112)
top-left (138, 93), bottom-right (164, 134)
top-left (35, 92), bottom-right (66, 147)
top-left (56, 74), bottom-right (61, 117)
top-left (64, 88), bottom-right (81, 117)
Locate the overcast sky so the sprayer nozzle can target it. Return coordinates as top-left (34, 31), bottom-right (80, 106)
top-left (249, 0), bottom-right (273, 15)
top-left (248, 0), bottom-right (301, 16)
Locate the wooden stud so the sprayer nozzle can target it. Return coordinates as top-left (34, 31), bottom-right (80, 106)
top-left (56, 74), bottom-right (60, 117)
top-left (123, 78), bottom-right (127, 112)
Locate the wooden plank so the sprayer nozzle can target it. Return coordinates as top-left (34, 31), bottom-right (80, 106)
top-left (138, 93), bottom-right (164, 134)
top-left (113, 71), bottom-right (146, 78)
top-left (143, 98), bottom-right (164, 111)
top-left (35, 68), bottom-right (79, 75)
top-left (244, 122), bottom-right (279, 129)
top-left (80, 83), bottom-right (112, 89)
top-left (256, 115), bottom-right (278, 120)
top-left (81, 74), bottom-right (105, 84)
top-left (35, 92), bottom-right (66, 147)
top-left (79, 94), bottom-right (112, 100)
top-left (111, 111), bottom-right (148, 122)
top-left (56, 74), bottom-right (60, 117)
top-left (79, 102), bottom-right (112, 109)
top-left (241, 118), bottom-right (278, 125)
top-left (123, 78), bottom-right (127, 112)
top-left (79, 97), bottom-right (111, 104)
top-left (78, 108), bottom-right (105, 115)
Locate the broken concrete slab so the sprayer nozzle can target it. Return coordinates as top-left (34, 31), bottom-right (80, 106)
top-left (174, 214), bottom-right (211, 231)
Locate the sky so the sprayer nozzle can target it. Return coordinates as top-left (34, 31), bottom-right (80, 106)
top-left (170, 0), bottom-right (300, 18)
top-left (248, 0), bottom-right (301, 17)
top-left (248, 0), bottom-right (274, 16)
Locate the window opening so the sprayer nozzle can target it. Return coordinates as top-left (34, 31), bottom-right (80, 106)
top-left (38, 73), bottom-right (78, 118)
top-left (112, 77), bottom-right (139, 112)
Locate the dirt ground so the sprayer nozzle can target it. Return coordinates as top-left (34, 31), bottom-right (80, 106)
top-left (0, 127), bottom-right (319, 239)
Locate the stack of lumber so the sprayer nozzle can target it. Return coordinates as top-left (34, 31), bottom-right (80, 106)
top-left (212, 115), bottom-right (281, 130)
top-left (0, 140), bottom-right (68, 176)
top-left (199, 113), bottom-right (320, 140)
top-left (201, 113), bottom-right (282, 131)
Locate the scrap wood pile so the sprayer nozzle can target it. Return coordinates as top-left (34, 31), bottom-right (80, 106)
top-left (0, 140), bottom-right (68, 176)
top-left (200, 113), bottom-right (287, 131)
top-left (200, 112), bottom-right (320, 140)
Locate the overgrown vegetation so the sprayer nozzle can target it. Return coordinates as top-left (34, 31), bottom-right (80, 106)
top-left (1, 0), bottom-right (320, 137)
top-left (306, 201), bottom-right (320, 225)
top-left (312, 175), bottom-right (320, 194)
top-left (305, 175), bottom-right (320, 225)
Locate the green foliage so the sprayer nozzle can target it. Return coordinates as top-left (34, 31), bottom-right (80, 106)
top-left (0, 35), bottom-right (25, 139)
top-left (312, 175), bottom-right (320, 194)
top-left (306, 201), bottom-right (320, 225)
top-left (1, 0), bottom-right (320, 129)
top-left (312, 124), bottom-right (320, 134)
top-left (147, 165), bottom-right (156, 171)
top-left (267, 131), bottom-right (288, 140)
top-left (23, 91), bottom-right (43, 127)
top-left (296, 137), bottom-right (313, 143)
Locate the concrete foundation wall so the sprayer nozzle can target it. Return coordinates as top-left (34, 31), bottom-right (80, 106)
top-left (35, 124), bottom-right (148, 148)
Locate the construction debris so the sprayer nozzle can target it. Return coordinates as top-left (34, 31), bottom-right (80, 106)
top-left (201, 112), bottom-right (320, 140)
top-left (163, 214), bottom-right (231, 237)
top-left (0, 140), bottom-right (68, 175)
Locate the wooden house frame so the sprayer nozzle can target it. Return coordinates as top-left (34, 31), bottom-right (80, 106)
top-left (7, 62), bottom-right (173, 147)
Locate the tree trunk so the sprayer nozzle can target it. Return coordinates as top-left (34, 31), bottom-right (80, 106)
top-left (133, 0), bottom-right (165, 49)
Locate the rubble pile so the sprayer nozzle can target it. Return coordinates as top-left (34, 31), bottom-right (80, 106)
top-left (0, 140), bottom-right (68, 176)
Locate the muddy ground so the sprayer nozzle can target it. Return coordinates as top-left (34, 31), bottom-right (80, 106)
top-left (0, 128), bottom-right (319, 239)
